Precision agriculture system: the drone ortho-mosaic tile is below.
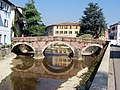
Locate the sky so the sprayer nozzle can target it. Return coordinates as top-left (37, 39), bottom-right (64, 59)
top-left (9, 0), bottom-right (120, 26)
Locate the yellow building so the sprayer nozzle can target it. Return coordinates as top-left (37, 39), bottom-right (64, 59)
top-left (45, 22), bottom-right (80, 37)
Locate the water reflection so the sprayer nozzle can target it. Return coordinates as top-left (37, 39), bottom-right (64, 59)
top-left (10, 76), bottom-right (38, 90)
top-left (0, 53), bottom-right (96, 90)
top-left (12, 55), bottom-right (35, 71)
top-left (43, 56), bottom-right (73, 73)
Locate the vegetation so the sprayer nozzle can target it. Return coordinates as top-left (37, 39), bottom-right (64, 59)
top-left (11, 23), bottom-right (19, 37)
top-left (78, 2), bottom-right (107, 38)
top-left (78, 44), bottom-right (108, 89)
top-left (78, 34), bottom-right (93, 38)
top-left (22, 1), bottom-right (46, 36)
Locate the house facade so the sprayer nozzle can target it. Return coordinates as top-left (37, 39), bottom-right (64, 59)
top-left (109, 21), bottom-right (120, 45)
top-left (0, 0), bottom-right (23, 46)
top-left (0, 0), bottom-right (13, 45)
top-left (45, 22), bottom-right (80, 37)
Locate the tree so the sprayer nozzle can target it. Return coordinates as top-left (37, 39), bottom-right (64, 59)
top-left (22, 1), bottom-right (45, 36)
top-left (79, 2), bottom-right (107, 38)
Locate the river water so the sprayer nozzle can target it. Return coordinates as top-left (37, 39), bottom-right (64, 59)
top-left (0, 54), bottom-right (95, 90)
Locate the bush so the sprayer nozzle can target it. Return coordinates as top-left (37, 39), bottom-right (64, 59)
top-left (79, 34), bottom-right (93, 38)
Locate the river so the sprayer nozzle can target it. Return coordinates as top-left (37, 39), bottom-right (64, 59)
top-left (0, 53), bottom-right (96, 90)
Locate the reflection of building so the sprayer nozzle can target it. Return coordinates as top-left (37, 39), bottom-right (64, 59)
top-left (45, 22), bottom-right (80, 37)
top-left (51, 56), bottom-right (72, 67)
top-left (45, 46), bottom-right (71, 55)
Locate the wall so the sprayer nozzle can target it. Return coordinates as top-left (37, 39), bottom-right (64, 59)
top-left (0, 46), bottom-right (11, 59)
top-left (0, 0), bottom-right (12, 45)
top-left (89, 42), bottom-right (110, 90)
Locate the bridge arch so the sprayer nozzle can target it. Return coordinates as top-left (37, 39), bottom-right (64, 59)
top-left (81, 44), bottom-right (103, 55)
top-left (12, 42), bottom-right (35, 55)
top-left (42, 41), bottom-right (75, 54)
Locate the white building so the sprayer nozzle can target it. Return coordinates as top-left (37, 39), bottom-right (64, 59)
top-left (109, 21), bottom-right (120, 45)
top-left (0, 0), bottom-right (23, 46)
top-left (0, 0), bottom-right (13, 45)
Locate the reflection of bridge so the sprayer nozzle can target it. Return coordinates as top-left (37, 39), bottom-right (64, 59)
top-left (12, 36), bottom-right (105, 59)
top-left (11, 60), bottom-right (84, 79)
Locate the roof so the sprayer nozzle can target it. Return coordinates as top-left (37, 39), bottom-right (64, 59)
top-left (2, 0), bottom-right (23, 15)
top-left (47, 22), bottom-right (80, 27)
top-left (110, 21), bottom-right (120, 27)
top-left (2, 0), bottom-right (15, 6)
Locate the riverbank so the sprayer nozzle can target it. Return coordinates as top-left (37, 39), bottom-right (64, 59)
top-left (0, 46), bottom-right (11, 59)
top-left (0, 53), bottom-right (16, 83)
top-left (57, 67), bottom-right (88, 90)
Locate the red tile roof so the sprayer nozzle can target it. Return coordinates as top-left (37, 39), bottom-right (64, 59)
top-left (48, 22), bottom-right (80, 27)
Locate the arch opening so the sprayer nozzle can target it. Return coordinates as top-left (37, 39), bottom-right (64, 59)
top-left (12, 44), bottom-right (35, 57)
top-left (42, 41), bottom-right (74, 58)
top-left (81, 45), bottom-right (102, 56)
top-left (42, 42), bottom-right (74, 73)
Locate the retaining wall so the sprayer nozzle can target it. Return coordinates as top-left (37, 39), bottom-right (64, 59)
top-left (0, 46), bottom-right (11, 59)
top-left (89, 42), bottom-right (110, 90)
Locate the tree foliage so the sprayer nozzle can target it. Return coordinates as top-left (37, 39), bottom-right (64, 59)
top-left (22, 2), bottom-right (45, 36)
top-left (79, 2), bottom-right (107, 38)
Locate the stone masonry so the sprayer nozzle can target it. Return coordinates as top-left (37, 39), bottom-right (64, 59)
top-left (12, 36), bottom-right (105, 59)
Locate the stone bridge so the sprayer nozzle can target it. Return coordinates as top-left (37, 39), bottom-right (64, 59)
top-left (11, 36), bottom-right (106, 60)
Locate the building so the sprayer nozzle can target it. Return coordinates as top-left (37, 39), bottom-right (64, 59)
top-left (0, 0), bottom-right (14, 45)
top-left (109, 21), bottom-right (120, 45)
top-left (0, 0), bottom-right (23, 46)
top-left (45, 22), bottom-right (80, 37)
top-left (11, 6), bottom-right (23, 37)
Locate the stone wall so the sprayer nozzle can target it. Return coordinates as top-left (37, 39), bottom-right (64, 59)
top-left (11, 36), bottom-right (106, 60)
top-left (0, 46), bottom-right (11, 59)
top-left (89, 42), bottom-right (110, 90)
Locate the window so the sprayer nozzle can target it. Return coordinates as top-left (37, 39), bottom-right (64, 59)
top-left (0, 2), bottom-right (3, 9)
top-left (69, 31), bottom-right (72, 34)
top-left (76, 26), bottom-right (78, 29)
top-left (4, 19), bottom-right (8, 27)
top-left (55, 31), bottom-right (59, 34)
top-left (64, 31), bottom-right (67, 34)
top-left (60, 31), bottom-right (63, 34)
top-left (0, 34), bottom-right (2, 44)
top-left (4, 4), bottom-right (7, 10)
top-left (112, 27), bottom-right (115, 30)
top-left (70, 26), bottom-right (72, 29)
top-left (3, 3), bottom-right (9, 11)
top-left (4, 35), bottom-right (6, 44)
top-left (75, 31), bottom-right (78, 34)
top-left (60, 26), bottom-right (63, 29)
top-left (64, 26), bottom-right (67, 29)
top-left (56, 26), bottom-right (58, 29)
